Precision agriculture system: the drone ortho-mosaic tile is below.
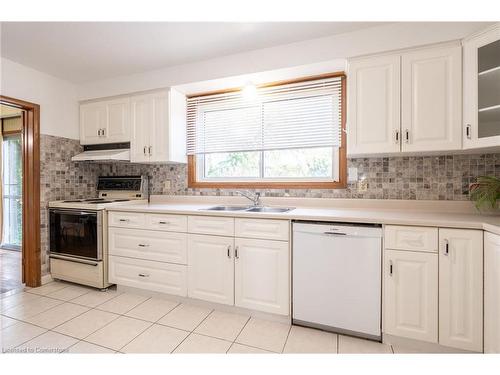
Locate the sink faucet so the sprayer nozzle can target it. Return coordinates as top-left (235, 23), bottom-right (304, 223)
top-left (236, 191), bottom-right (261, 207)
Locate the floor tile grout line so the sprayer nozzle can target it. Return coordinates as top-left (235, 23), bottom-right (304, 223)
top-left (169, 308), bottom-right (215, 353)
top-left (115, 320), bottom-right (154, 353)
top-left (281, 324), bottom-right (293, 353)
top-left (229, 315), bottom-right (252, 352)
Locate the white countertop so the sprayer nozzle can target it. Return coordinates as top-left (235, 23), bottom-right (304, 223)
top-left (106, 200), bottom-right (500, 235)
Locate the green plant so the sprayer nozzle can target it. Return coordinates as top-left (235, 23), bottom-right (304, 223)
top-left (469, 176), bottom-right (500, 210)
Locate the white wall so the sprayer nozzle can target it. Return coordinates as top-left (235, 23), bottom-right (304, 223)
top-left (1, 57), bottom-right (79, 139)
top-left (77, 22), bottom-right (491, 100)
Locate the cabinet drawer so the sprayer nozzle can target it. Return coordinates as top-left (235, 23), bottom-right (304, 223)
top-left (108, 211), bottom-right (146, 229)
top-left (235, 218), bottom-right (289, 241)
top-left (109, 228), bottom-right (187, 264)
top-left (109, 255), bottom-right (187, 296)
top-left (146, 214), bottom-right (187, 232)
top-left (188, 216), bottom-right (234, 236)
top-left (385, 225), bottom-right (438, 253)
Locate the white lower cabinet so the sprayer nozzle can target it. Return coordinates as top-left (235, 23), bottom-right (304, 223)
top-left (485, 232), bottom-right (500, 353)
top-left (234, 238), bottom-right (289, 315)
top-left (187, 234), bottom-right (235, 305)
top-left (439, 228), bottom-right (483, 352)
top-left (108, 255), bottom-right (187, 296)
top-left (384, 249), bottom-right (438, 343)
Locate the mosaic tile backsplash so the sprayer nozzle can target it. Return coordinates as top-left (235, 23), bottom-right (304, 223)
top-left (39, 134), bottom-right (500, 274)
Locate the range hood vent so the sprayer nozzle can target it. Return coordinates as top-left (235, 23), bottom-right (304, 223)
top-left (71, 142), bottom-right (131, 162)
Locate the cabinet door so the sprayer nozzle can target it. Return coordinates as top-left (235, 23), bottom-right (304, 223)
top-left (347, 54), bottom-right (401, 155)
top-left (80, 102), bottom-right (106, 145)
top-left (383, 249), bottom-right (438, 343)
top-left (130, 95), bottom-right (151, 162)
top-left (439, 228), bottom-right (483, 352)
top-left (484, 232), bottom-right (500, 353)
top-left (463, 25), bottom-right (500, 149)
top-left (234, 238), bottom-right (289, 315)
top-left (187, 234), bottom-right (234, 305)
top-left (105, 98), bottom-right (130, 143)
top-left (401, 45), bottom-right (462, 152)
top-left (149, 91), bottom-right (169, 162)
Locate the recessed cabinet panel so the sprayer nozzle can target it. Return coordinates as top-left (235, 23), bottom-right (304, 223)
top-left (485, 232), bottom-right (500, 353)
top-left (235, 218), bottom-right (289, 241)
top-left (401, 46), bottom-right (462, 152)
top-left (130, 95), bottom-right (151, 163)
top-left (439, 228), bottom-right (483, 352)
top-left (348, 55), bottom-right (401, 155)
top-left (383, 249), bottom-right (438, 343)
top-left (385, 225), bottom-right (438, 253)
top-left (80, 102), bottom-right (106, 145)
top-left (106, 98), bottom-right (130, 143)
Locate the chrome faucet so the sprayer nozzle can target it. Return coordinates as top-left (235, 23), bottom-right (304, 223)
top-left (236, 191), bottom-right (262, 207)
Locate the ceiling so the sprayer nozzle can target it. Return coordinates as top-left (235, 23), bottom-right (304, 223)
top-left (0, 22), bottom-right (384, 83)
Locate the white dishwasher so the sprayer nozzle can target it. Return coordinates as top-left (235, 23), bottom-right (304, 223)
top-left (292, 221), bottom-right (382, 341)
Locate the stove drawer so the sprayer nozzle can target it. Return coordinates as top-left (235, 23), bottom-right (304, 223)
top-left (109, 228), bottom-right (187, 264)
top-left (108, 211), bottom-right (146, 229)
top-left (109, 255), bottom-right (187, 296)
top-left (146, 214), bottom-right (187, 232)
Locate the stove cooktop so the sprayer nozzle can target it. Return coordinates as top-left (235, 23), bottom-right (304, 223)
top-left (62, 198), bottom-right (131, 203)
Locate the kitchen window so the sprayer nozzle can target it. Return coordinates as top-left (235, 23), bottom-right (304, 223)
top-left (187, 72), bottom-right (346, 188)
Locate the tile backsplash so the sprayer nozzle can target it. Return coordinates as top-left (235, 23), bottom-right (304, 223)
top-left (39, 134), bottom-right (500, 274)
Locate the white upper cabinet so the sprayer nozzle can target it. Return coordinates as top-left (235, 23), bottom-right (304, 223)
top-left (463, 24), bottom-right (500, 149)
top-left (130, 89), bottom-right (187, 163)
top-left (439, 228), bottom-right (483, 352)
top-left (80, 98), bottom-right (130, 145)
top-left (401, 46), bottom-right (462, 152)
top-left (348, 43), bottom-right (463, 155)
top-left (348, 55), bottom-right (401, 155)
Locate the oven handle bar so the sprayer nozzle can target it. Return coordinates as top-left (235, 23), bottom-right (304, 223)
top-left (50, 209), bottom-right (98, 216)
top-left (49, 254), bottom-right (99, 267)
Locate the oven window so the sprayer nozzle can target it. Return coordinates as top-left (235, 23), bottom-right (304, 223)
top-left (50, 210), bottom-right (100, 260)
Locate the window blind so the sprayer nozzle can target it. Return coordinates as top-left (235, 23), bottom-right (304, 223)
top-left (186, 76), bottom-right (343, 155)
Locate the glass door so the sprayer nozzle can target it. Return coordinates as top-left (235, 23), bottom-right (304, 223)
top-left (1, 134), bottom-right (22, 250)
top-left (477, 39), bottom-right (500, 139)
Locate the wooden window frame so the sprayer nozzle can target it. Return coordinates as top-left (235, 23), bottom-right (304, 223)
top-left (187, 72), bottom-right (347, 189)
top-left (1, 95), bottom-right (41, 288)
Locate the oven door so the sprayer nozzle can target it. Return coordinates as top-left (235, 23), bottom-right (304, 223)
top-left (49, 209), bottom-right (103, 261)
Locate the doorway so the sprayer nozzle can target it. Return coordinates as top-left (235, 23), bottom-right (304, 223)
top-left (0, 96), bottom-right (41, 290)
top-left (1, 105), bottom-right (23, 293)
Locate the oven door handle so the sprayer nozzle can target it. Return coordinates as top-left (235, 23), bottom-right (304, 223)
top-left (50, 209), bottom-right (97, 216)
top-left (49, 254), bottom-right (99, 266)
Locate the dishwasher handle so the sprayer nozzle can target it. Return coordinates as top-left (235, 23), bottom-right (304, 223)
top-left (324, 231), bottom-right (347, 236)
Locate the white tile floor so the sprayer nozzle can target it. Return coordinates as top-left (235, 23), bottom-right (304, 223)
top-left (1, 281), bottom-right (396, 354)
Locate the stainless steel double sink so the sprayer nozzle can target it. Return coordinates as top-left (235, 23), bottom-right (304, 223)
top-left (200, 205), bottom-right (294, 213)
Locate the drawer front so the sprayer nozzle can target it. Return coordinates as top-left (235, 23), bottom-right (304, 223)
top-left (109, 255), bottom-right (187, 296)
top-left (50, 258), bottom-right (105, 289)
top-left (109, 228), bottom-right (187, 264)
top-left (188, 216), bottom-right (234, 236)
top-left (385, 225), bottom-right (438, 252)
top-left (108, 211), bottom-right (146, 229)
top-left (146, 214), bottom-right (187, 232)
top-left (235, 218), bottom-right (289, 241)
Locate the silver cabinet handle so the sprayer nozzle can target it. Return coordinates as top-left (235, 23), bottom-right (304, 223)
top-left (102, 128), bottom-right (105, 136)
top-left (158, 221), bottom-right (170, 225)
top-left (466, 124), bottom-right (472, 139)
top-left (389, 260), bottom-right (394, 276)
top-left (98, 129), bottom-right (102, 136)
top-left (149, 146), bottom-right (152, 156)
top-left (143, 146), bottom-right (147, 155)
top-left (394, 129), bottom-right (400, 144)
top-left (138, 244), bottom-right (150, 248)
top-left (444, 239), bottom-right (449, 256)
top-left (119, 219), bottom-right (129, 222)
top-left (235, 246), bottom-right (239, 259)
top-left (227, 245), bottom-right (231, 259)
top-left (138, 273), bottom-right (149, 278)
top-left (405, 129), bottom-right (410, 143)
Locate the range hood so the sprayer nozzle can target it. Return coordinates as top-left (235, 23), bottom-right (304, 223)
top-left (71, 142), bottom-right (131, 162)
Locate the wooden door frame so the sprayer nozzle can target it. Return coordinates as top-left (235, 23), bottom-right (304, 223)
top-left (1, 95), bottom-right (41, 287)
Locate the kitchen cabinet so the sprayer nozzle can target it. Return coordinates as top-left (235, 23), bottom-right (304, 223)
top-left (348, 43), bottom-right (462, 155)
top-left (187, 234), bottom-right (235, 305)
top-left (130, 89), bottom-right (186, 163)
top-left (439, 228), bottom-right (483, 352)
top-left (463, 24), bottom-right (500, 149)
top-left (80, 98), bottom-right (130, 145)
top-left (383, 249), bottom-right (438, 343)
top-left (234, 238), bottom-right (289, 315)
top-left (401, 46), bottom-right (462, 152)
top-left (484, 232), bottom-right (500, 353)
top-left (347, 55), bottom-right (401, 155)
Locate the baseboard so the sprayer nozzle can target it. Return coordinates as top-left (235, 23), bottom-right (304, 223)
top-left (41, 274), bottom-right (53, 285)
top-left (116, 284), bottom-right (291, 325)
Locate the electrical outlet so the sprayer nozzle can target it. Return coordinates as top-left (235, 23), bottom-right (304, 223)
top-left (358, 178), bottom-right (368, 192)
top-left (164, 180), bottom-right (171, 190)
